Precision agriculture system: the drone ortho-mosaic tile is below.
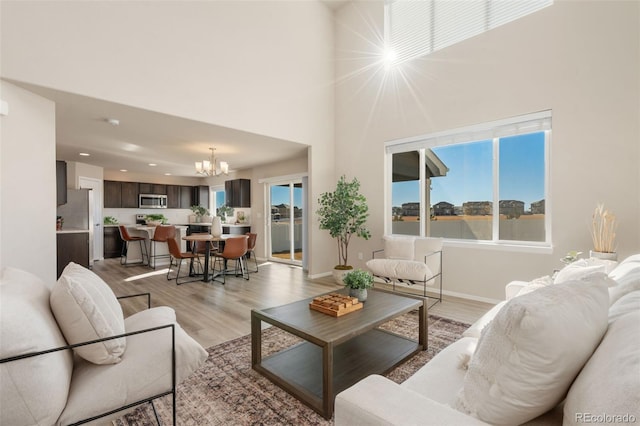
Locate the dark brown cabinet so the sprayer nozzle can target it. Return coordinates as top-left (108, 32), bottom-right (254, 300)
top-left (57, 232), bottom-right (89, 278)
top-left (121, 182), bottom-right (139, 208)
top-left (193, 185), bottom-right (209, 209)
top-left (139, 183), bottom-right (167, 195)
top-left (180, 186), bottom-right (193, 208)
top-left (167, 185), bottom-right (180, 208)
top-left (103, 226), bottom-right (123, 259)
top-left (225, 179), bottom-right (251, 207)
top-left (56, 161), bottom-right (67, 206)
top-left (104, 181), bottom-right (139, 208)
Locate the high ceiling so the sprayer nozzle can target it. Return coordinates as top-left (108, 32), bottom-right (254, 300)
top-left (13, 82), bottom-right (309, 178)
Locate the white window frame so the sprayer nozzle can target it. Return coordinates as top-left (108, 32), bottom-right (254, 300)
top-left (384, 111), bottom-right (552, 252)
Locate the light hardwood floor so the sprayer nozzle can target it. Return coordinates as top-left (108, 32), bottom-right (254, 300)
top-left (92, 258), bottom-right (494, 348)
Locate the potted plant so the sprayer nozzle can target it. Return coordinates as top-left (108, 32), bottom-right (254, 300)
top-left (190, 205), bottom-right (210, 223)
top-left (217, 204), bottom-right (234, 223)
top-left (145, 213), bottom-right (167, 226)
top-left (317, 175), bottom-right (371, 284)
top-left (343, 269), bottom-right (374, 302)
top-left (590, 203), bottom-right (618, 261)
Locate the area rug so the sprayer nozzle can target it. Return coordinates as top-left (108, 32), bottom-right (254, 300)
top-left (114, 312), bottom-right (469, 426)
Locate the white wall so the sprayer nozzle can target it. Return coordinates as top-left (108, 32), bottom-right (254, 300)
top-left (0, 81), bottom-right (57, 284)
top-left (335, 1), bottom-right (640, 301)
top-left (0, 0), bottom-right (337, 277)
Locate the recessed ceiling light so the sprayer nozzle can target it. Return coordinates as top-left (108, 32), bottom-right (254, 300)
top-left (148, 163), bottom-right (157, 167)
top-left (120, 169), bottom-right (128, 172)
top-left (164, 173), bottom-right (172, 176)
top-left (106, 118), bottom-right (120, 126)
top-left (79, 152), bottom-right (90, 156)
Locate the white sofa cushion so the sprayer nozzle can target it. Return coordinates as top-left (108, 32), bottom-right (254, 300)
top-left (455, 274), bottom-right (610, 426)
top-left (366, 258), bottom-right (432, 282)
top-left (563, 311), bottom-right (640, 426)
top-left (609, 254), bottom-right (640, 286)
top-left (608, 290), bottom-right (640, 323)
top-left (50, 262), bottom-right (126, 364)
top-left (553, 263), bottom-right (605, 284)
top-left (383, 235), bottom-right (415, 260)
top-left (463, 301), bottom-right (506, 339)
top-left (58, 306), bottom-right (208, 425)
top-left (0, 267), bottom-right (74, 426)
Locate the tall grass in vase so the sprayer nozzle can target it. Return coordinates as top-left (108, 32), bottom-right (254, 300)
top-left (590, 203), bottom-right (617, 259)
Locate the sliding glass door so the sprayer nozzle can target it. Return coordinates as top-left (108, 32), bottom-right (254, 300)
top-left (268, 180), bottom-right (303, 265)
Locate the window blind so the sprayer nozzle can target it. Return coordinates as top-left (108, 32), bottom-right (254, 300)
top-left (385, 0), bottom-right (553, 65)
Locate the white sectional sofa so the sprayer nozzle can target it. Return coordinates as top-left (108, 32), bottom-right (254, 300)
top-left (0, 263), bottom-right (208, 425)
top-left (336, 255), bottom-right (640, 426)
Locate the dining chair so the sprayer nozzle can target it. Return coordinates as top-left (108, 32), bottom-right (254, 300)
top-left (166, 237), bottom-right (202, 285)
top-left (192, 233), bottom-right (219, 273)
top-left (212, 236), bottom-right (249, 284)
top-left (149, 225), bottom-right (176, 269)
top-left (118, 225), bottom-right (148, 266)
top-left (245, 232), bottom-right (259, 273)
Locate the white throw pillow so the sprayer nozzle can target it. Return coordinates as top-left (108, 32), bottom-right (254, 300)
top-left (455, 274), bottom-right (610, 426)
top-left (1, 267), bottom-right (74, 426)
top-left (553, 263), bottom-right (605, 284)
top-left (50, 262), bottom-right (126, 364)
top-left (563, 311), bottom-right (640, 426)
top-left (383, 235), bottom-right (415, 260)
top-left (366, 259), bottom-right (431, 282)
top-left (608, 291), bottom-right (640, 324)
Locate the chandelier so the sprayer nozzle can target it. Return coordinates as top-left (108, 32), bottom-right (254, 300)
top-left (195, 147), bottom-right (229, 176)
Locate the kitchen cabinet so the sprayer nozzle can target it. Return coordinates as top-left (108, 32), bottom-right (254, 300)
top-left (103, 226), bottom-right (123, 259)
top-left (180, 186), bottom-right (193, 208)
top-left (139, 183), bottom-right (167, 195)
top-left (193, 185), bottom-right (209, 209)
top-left (57, 232), bottom-right (89, 278)
top-left (121, 182), bottom-right (139, 208)
top-left (104, 181), bottom-right (139, 208)
top-left (56, 161), bottom-right (67, 206)
top-left (167, 185), bottom-right (180, 208)
top-left (223, 225), bottom-right (251, 235)
top-left (225, 179), bottom-right (251, 207)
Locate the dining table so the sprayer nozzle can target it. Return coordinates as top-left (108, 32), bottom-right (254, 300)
top-left (181, 233), bottom-right (244, 283)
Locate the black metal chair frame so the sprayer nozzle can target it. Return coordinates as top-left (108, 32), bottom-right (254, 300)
top-left (244, 233), bottom-right (259, 274)
top-left (371, 249), bottom-right (443, 309)
top-left (0, 293), bottom-right (176, 426)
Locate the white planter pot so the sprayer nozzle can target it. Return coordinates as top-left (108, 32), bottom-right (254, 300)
top-left (589, 250), bottom-right (618, 261)
top-left (332, 268), bottom-right (353, 285)
top-left (211, 216), bottom-right (223, 237)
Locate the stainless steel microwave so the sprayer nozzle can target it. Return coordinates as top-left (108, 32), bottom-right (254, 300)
top-left (139, 194), bottom-right (167, 209)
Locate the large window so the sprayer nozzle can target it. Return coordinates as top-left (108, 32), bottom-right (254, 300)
top-left (387, 111), bottom-right (550, 245)
top-left (385, 0), bottom-right (553, 65)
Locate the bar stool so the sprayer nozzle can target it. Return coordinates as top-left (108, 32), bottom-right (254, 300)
top-left (149, 225), bottom-right (176, 269)
top-left (118, 225), bottom-right (148, 266)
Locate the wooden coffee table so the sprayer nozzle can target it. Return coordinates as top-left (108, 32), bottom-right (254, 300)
top-left (251, 288), bottom-right (427, 419)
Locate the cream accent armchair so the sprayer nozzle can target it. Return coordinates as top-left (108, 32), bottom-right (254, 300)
top-left (366, 236), bottom-right (443, 307)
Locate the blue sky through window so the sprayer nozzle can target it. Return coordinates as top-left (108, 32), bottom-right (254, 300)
top-left (392, 132), bottom-right (545, 210)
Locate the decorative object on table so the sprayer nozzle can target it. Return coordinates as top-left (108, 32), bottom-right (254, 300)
top-left (236, 211), bottom-right (246, 224)
top-left (217, 204), bottom-right (234, 223)
top-left (211, 216), bottom-right (223, 237)
top-left (144, 213), bottom-right (167, 226)
top-left (560, 250), bottom-right (583, 265)
top-left (56, 216), bottom-right (64, 230)
top-left (190, 205), bottom-right (210, 223)
top-left (343, 268), bottom-right (374, 302)
top-left (590, 203), bottom-right (618, 261)
top-left (103, 216), bottom-right (118, 225)
top-left (309, 293), bottom-right (363, 317)
top-left (317, 175), bottom-right (371, 284)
